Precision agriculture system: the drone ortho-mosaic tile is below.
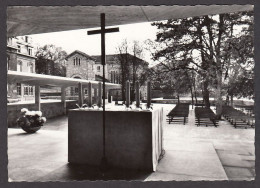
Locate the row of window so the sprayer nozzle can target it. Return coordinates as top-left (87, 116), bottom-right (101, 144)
top-left (73, 57), bottom-right (81, 66)
top-left (17, 84), bottom-right (34, 96)
top-left (17, 61), bottom-right (34, 73)
top-left (70, 87), bottom-right (89, 95)
top-left (17, 45), bottom-right (33, 56)
top-left (73, 58), bottom-right (101, 72)
top-left (72, 57), bottom-right (102, 73)
top-left (110, 71), bottom-right (119, 83)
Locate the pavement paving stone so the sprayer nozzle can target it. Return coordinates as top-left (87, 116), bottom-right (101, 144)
top-left (216, 152), bottom-right (254, 168)
top-left (163, 140), bottom-right (216, 154)
top-left (7, 104), bottom-right (255, 181)
top-left (145, 171), bottom-right (222, 181)
top-left (224, 166), bottom-right (254, 180)
top-left (155, 150), bottom-right (228, 180)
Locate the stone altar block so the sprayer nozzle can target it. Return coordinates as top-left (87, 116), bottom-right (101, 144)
top-left (68, 107), bottom-right (163, 171)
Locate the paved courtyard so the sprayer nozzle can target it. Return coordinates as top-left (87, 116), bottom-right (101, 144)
top-left (8, 104), bottom-right (255, 181)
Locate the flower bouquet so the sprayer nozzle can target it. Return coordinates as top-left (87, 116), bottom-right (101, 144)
top-left (17, 108), bottom-right (47, 133)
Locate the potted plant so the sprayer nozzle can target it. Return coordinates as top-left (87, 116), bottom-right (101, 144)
top-left (16, 108), bottom-right (47, 133)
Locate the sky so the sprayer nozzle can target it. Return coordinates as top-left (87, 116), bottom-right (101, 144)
top-left (29, 22), bottom-right (160, 67)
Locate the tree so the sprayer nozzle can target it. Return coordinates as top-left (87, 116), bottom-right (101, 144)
top-left (148, 61), bottom-right (195, 103)
top-left (116, 39), bottom-right (149, 101)
top-left (129, 40), bottom-right (149, 101)
top-left (224, 68), bottom-right (254, 106)
top-left (148, 11), bottom-right (253, 118)
top-left (116, 39), bottom-right (130, 101)
top-left (35, 44), bottom-right (68, 77)
top-left (35, 56), bottom-right (54, 75)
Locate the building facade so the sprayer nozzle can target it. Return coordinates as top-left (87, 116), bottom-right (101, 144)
top-left (7, 36), bottom-right (36, 102)
top-left (65, 50), bottom-right (148, 100)
top-left (65, 50), bottom-right (96, 97)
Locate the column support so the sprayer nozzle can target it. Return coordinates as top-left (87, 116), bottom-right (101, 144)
top-left (135, 81), bottom-right (140, 108)
top-left (94, 88), bottom-right (98, 104)
top-left (35, 85), bottom-right (41, 111)
top-left (78, 82), bottom-right (83, 107)
top-left (98, 82), bottom-right (102, 107)
top-left (61, 87), bottom-right (67, 114)
top-left (147, 81), bottom-right (151, 109)
top-left (126, 80), bottom-right (130, 107)
top-left (88, 82), bottom-right (92, 107)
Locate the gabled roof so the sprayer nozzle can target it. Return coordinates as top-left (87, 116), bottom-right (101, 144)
top-left (92, 53), bottom-right (149, 66)
top-left (65, 50), bottom-right (96, 61)
top-left (91, 54), bottom-right (120, 64)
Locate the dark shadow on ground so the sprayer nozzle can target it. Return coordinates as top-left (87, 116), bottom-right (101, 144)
top-left (38, 163), bottom-right (151, 181)
top-left (8, 132), bottom-right (41, 137)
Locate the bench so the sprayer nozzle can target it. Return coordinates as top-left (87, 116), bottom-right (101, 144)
top-left (195, 107), bottom-right (219, 127)
top-left (222, 105), bottom-right (255, 128)
top-left (166, 103), bottom-right (190, 125)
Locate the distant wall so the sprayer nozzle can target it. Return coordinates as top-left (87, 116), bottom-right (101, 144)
top-left (7, 100), bottom-right (77, 128)
top-left (150, 98), bottom-right (254, 106)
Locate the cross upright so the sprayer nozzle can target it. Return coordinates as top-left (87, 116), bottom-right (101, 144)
top-left (87, 13), bottom-right (119, 171)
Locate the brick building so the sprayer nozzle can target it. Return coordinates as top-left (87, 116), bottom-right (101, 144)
top-left (7, 36), bottom-right (36, 102)
top-left (65, 50), bottom-right (148, 100)
top-left (65, 50), bottom-right (96, 96)
top-left (7, 45), bottom-right (148, 102)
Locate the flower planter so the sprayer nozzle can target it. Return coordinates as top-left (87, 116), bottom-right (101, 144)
top-left (17, 108), bottom-right (46, 134)
top-left (20, 124), bottom-right (41, 133)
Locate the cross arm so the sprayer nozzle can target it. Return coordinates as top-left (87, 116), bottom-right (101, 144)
top-left (87, 27), bottom-right (119, 35)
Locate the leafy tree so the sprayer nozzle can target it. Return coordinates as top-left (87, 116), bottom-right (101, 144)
top-left (116, 39), bottom-right (149, 101)
top-left (35, 44), bottom-right (68, 77)
top-left (224, 68), bottom-right (254, 106)
top-left (148, 11), bottom-right (253, 118)
top-left (35, 56), bottom-right (54, 75)
top-left (148, 61), bottom-right (195, 103)
top-left (116, 39), bottom-right (130, 101)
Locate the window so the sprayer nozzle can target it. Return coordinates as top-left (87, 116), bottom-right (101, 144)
top-left (29, 86), bottom-right (34, 95)
top-left (73, 57), bottom-right (81, 66)
top-left (28, 63), bottom-right (33, 73)
top-left (70, 87), bottom-right (74, 95)
top-left (75, 87), bottom-right (79, 94)
top-left (25, 36), bottom-right (28, 42)
top-left (17, 83), bottom-right (21, 96)
top-left (7, 37), bottom-right (13, 46)
top-left (28, 48), bottom-right (32, 56)
top-left (17, 45), bottom-right (21, 53)
top-left (84, 89), bottom-right (88, 95)
top-left (17, 61), bottom-right (22, 72)
top-left (97, 66), bottom-right (101, 72)
top-left (24, 85), bottom-right (33, 96)
top-left (24, 86), bottom-right (29, 96)
top-left (111, 71), bottom-right (113, 83)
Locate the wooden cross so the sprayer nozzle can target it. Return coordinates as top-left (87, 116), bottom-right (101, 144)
top-left (88, 13), bottom-right (119, 170)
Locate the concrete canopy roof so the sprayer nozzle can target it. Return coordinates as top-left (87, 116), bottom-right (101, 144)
top-left (7, 71), bottom-right (121, 89)
top-left (7, 5), bottom-right (253, 37)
